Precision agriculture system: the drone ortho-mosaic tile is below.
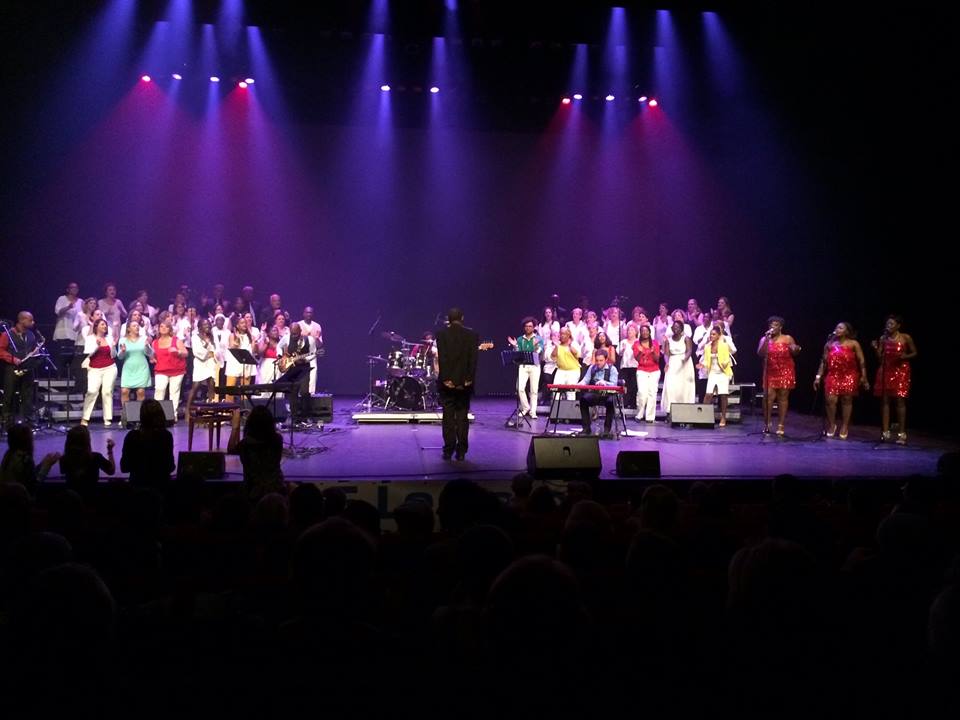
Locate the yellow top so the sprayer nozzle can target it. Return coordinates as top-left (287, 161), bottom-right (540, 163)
top-left (702, 340), bottom-right (733, 377)
top-left (555, 344), bottom-right (581, 371)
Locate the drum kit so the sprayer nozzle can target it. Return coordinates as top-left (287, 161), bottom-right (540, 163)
top-left (358, 330), bottom-right (439, 412)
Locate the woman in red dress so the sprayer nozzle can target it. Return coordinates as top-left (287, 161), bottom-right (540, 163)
top-left (813, 322), bottom-right (869, 439)
top-left (871, 314), bottom-right (917, 444)
top-left (757, 316), bottom-right (801, 436)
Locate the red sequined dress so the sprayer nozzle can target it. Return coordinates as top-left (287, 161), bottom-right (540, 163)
top-left (764, 340), bottom-right (796, 390)
top-left (874, 338), bottom-right (911, 398)
top-left (824, 343), bottom-right (859, 396)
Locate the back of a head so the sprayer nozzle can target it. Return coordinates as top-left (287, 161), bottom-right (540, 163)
top-left (438, 479), bottom-right (499, 534)
top-left (484, 556), bottom-right (589, 663)
top-left (343, 499), bottom-right (382, 539)
top-left (253, 492), bottom-right (289, 533)
top-left (447, 307), bottom-right (464, 323)
top-left (244, 405), bottom-right (277, 442)
top-left (877, 510), bottom-right (934, 561)
top-left (0, 482), bottom-right (32, 546)
top-left (560, 500), bottom-right (614, 571)
top-left (5, 532), bottom-right (73, 593)
top-left (771, 473), bottom-right (803, 504)
top-left (639, 484), bottom-right (680, 534)
top-left (727, 538), bottom-right (818, 632)
top-left (929, 583), bottom-right (960, 659)
top-left (289, 483), bottom-right (325, 530)
top-left (526, 485), bottom-right (558, 514)
top-left (321, 486), bottom-right (347, 517)
top-left (138, 399), bottom-right (167, 432)
top-left (510, 472), bottom-right (534, 500)
top-left (293, 517), bottom-right (376, 614)
top-left (392, 500), bottom-right (435, 541)
top-left (626, 529), bottom-right (683, 589)
top-left (63, 425), bottom-right (92, 460)
top-left (4, 423), bottom-right (33, 457)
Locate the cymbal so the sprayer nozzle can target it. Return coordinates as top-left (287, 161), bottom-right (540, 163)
top-left (367, 355), bottom-right (387, 362)
top-left (381, 330), bottom-right (404, 343)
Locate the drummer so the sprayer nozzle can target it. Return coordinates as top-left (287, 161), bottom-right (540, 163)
top-left (412, 330), bottom-right (439, 377)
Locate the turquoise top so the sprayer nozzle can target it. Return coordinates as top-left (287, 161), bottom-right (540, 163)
top-left (119, 335), bottom-right (152, 388)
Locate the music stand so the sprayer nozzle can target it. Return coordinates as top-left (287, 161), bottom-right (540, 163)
top-left (228, 348), bottom-right (259, 408)
top-left (274, 362), bottom-right (314, 455)
top-left (501, 349), bottom-right (535, 430)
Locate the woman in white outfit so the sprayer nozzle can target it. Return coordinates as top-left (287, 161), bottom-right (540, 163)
top-left (187, 318), bottom-right (221, 408)
top-left (81, 318), bottom-right (118, 426)
top-left (661, 319), bottom-right (695, 415)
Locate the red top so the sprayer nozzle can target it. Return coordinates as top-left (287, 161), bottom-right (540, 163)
top-left (264, 346), bottom-right (278, 359)
top-left (633, 340), bottom-right (661, 373)
top-left (153, 338), bottom-right (187, 376)
top-left (89, 344), bottom-right (114, 369)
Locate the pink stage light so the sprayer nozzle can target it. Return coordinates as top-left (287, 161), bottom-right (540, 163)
top-left (238, 81), bottom-right (248, 89)
top-left (649, 98), bottom-right (658, 107)
top-left (561, 97), bottom-right (571, 105)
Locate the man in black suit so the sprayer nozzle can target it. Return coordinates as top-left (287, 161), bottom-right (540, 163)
top-left (435, 308), bottom-right (479, 460)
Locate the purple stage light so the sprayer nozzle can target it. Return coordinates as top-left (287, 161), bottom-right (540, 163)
top-left (210, 76), bottom-right (220, 83)
top-left (141, 75), bottom-right (151, 83)
top-left (244, 78), bottom-right (255, 84)
top-left (573, 93), bottom-right (583, 100)
top-left (638, 95), bottom-right (648, 102)
top-left (605, 94), bottom-right (615, 102)
top-left (172, 73), bottom-right (182, 80)
top-left (380, 84), bottom-right (391, 92)
top-left (429, 86), bottom-right (440, 93)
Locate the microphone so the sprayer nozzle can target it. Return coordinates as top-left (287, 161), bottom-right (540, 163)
top-left (826, 332), bottom-right (835, 342)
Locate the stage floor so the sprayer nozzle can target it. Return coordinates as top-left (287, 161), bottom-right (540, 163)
top-left (30, 397), bottom-right (954, 482)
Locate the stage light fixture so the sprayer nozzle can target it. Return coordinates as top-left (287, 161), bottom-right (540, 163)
top-left (573, 93), bottom-right (583, 100)
top-left (561, 97), bottom-right (571, 104)
top-left (649, 99), bottom-right (658, 107)
top-left (380, 84), bottom-right (391, 91)
top-left (429, 86), bottom-right (440, 93)
top-left (172, 73), bottom-right (182, 80)
top-left (141, 75), bottom-right (151, 82)
top-left (638, 96), bottom-right (647, 102)
top-left (244, 78), bottom-right (255, 84)
top-left (605, 94), bottom-right (615, 101)
top-left (210, 76), bottom-right (220, 83)
top-left (238, 81), bottom-right (248, 88)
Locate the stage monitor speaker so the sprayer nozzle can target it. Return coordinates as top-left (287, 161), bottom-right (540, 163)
top-left (250, 396), bottom-right (288, 420)
top-left (306, 393), bottom-right (334, 421)
top-left (177, 451), bottom-right (226, 480)
top-left (548, 398), bottom-right (583, 422)
top-left (669, 403), bottom-right (715, 428)
top-left (122, 400), bottom-right (176, 427)
top-left (527, 436), bottom-right (601, 480)
top-left (616, 450), bottom-right (661, 478)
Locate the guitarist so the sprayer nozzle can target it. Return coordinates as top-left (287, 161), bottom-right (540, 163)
top-left (277, 323), bottom-right (316, 427)
top-left (0, 311), bottom-right (39, 428)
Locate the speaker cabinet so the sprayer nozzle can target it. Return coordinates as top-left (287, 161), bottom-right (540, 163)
top-left (615, 450), bottom-right (662, 478)
top-left (669, 403), bottom-right (715, 428)
top-left (177, 451), bottom-right (226, 480)
top-left (527, 436), bottom-right (602, 479)
top-left (122, 400), bottom-right (176, 427)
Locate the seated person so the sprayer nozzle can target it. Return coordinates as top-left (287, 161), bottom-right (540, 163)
top-left (578, 349), bottom-right (620, 438)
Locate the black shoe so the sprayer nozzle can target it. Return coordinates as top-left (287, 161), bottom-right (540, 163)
top-left (600, 431), bottom-right (616, 440)
top-left (442, 451), bottom-right (453, 460)
top-left (455, 452), bottom-right (466, 461)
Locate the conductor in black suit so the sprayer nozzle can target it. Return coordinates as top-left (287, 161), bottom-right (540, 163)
top-left (435, 308), bottom-right (479, 460)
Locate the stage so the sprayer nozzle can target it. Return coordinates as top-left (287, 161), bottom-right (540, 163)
top-left (31, 397), bottom-right (953, 483)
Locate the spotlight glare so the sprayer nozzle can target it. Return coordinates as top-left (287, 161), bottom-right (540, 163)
top-left (141, 75), bottom-right (151, 83)
top-left (649, 98), bottom-right (658, 107)
top-left (172, 73), bottom-right (182, 80)
top-left (572, 93), bottom-right (583, 100)
top-left (380, 84), bottom-right (391, 92)
top-left (210, 76), bottom-right (220, 83)
top-left (429, 86), bottom-right (440, 94)
top-left (638, 95), bottom-right (647, 102)
top-left (561, 97), bottom-right (571, 105)
top-left (244, 78), bottom-right (255, 84)
top-left (238, 81), bottom-right (248, 89)
top-left (605, 94), bottom-right (615, 101)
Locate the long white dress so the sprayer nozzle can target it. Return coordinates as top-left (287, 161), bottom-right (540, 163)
top-left (191, 333), bottom-right (221, 383)
top-left (661, 335), bottom-right (696, 414)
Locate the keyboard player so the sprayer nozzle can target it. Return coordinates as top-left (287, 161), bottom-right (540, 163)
top-left (578, 348), bottom-right (620, 438)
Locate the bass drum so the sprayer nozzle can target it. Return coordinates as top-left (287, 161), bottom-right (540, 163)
top-left (386, 376), bottom-right (427, 411)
